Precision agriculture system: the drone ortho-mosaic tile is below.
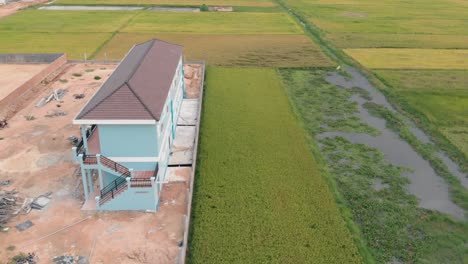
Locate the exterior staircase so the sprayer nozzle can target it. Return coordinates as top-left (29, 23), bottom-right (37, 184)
top-left (80, 154), bottom-right (156, 206)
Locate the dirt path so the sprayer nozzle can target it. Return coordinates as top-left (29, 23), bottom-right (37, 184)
top-left (0, 0), bottom-right (48, 19)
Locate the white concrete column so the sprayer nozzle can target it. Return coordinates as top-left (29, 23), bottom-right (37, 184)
top-left (129, 168), bottom-right (134, 178)
top-left (80, 125), bottom-right (88, 151)
top-left (126, 177), bottom-right (131, 188)
top-left (95, 196), bottom-right (100, 209)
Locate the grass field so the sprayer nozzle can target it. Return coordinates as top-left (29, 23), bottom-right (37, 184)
top-left (55, 0), bottom-right (276, 7)
top-left (95, 33), bottom-right (334, 67)
top-left (282, 0), bottom-right (468, 52)
top-left (0, 10), bottom-right (136, 32)
top-left (326, 33), bottom-right (468, 49)
top-left (279, 69), bottom-right (468, 263)
top-left (374, 69), bottom-right (468, 158)
top-left (189, 68), bottom-right (361, 263)
top-left (0, 32), bottom-right (111, 59)
top-left (345, 49), bottom-right (468, 69)
top-left (121, 12), bottom-right (302, 34)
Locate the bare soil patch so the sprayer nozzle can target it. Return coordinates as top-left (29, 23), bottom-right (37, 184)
top-left (0, 64), bottom-right (48, 101)
top-left (0, 63), bottom-right (191, 263)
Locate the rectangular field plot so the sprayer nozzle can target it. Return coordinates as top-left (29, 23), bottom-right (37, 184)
top-left (326, 33), bottom-right (468, 49)
top-left (0, 32), bottom-right (111, 59)
top-left (188, 68), bottom-right (360, 263)
top-left (121, 12), bottom-right (302, 34)
top-left (95, 33), bottom-right (334, 67)
top-left (0, 10), bottom-right (136, 33)
top-left (441, 127), bottom-right (468, 158)
top-left (55, 0), bottom-right (276, 7)
top-left (374, 70), bottom-right (468, 93)
top-left (345, 48), bottom-right (468, 69)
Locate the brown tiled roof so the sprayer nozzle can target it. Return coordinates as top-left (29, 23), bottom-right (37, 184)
top-left (75, 39), bottom-right (183, 121)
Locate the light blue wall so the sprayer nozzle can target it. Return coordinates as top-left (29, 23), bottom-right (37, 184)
top-left (99, 186), bottom-right (157, 211)
top-left (98, 124), bottom-right (158, 157)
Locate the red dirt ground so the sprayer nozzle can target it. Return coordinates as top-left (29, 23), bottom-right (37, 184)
top-left (0, 63), bottom-right (192, 263)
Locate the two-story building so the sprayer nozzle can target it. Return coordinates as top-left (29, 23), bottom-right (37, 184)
top-left (72, 39), bottom-right (185, 211)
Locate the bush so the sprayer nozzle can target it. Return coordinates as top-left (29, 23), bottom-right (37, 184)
top-left (72, 73), bottom-right (82, 77)
top-left (200, 4), bottom-right (209, 12)
top-left (94, 76), bottom-right (101, 80)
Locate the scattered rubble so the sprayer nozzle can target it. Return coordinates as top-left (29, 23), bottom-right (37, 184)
top-left (10, 252), bottom-right (38, 264)
top-left (0, 179), bottom-right (12, 186)
top-left (52, 254), bottom-right (88, 264)
top-left (36, 89), bottom-right (68, 108)
top-left (31, 193), bottom-right (52, 210)
top-left (16, 220), bottom-right (34, 231)
top-left (0, 118), bottom-right (7, 129)
top-left (45, 110), bottom-right (67, 118)
top-left (0, 190), bottom-right (23, 226)
top-left (73, 94), bottom-right (85, 99)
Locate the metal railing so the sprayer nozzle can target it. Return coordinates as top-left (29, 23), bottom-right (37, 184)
top-left (75, 124), bottom-right (97, 156)
top-left (130, 178), bottom-right (152, 188)
top-left (100, 176), bottom-right (127, 205)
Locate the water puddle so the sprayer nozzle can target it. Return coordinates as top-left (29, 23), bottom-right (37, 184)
top-left (39, 6), bottom-right (144, 11)
top-left (436, 152), bottom-right (468, 189)
top-left (319, 66), bottom-right (465, 220)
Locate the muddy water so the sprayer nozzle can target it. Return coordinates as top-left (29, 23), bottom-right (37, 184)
top-left (319, 66), bottom-right (465, 220)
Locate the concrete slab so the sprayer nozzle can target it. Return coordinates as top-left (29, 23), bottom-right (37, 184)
top-left (169, 126), bottom-right (196, 165)
top-left (166, 167), bottom-right (192, 182)
top-left (177, 99), bottom-right (199, 126)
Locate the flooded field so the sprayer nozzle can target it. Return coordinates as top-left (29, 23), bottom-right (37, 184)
top-left (321, 66), bottom-right (466, 220)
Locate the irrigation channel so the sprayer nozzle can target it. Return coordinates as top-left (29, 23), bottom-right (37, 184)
top-left (317, 66), bottom-right (467, 220)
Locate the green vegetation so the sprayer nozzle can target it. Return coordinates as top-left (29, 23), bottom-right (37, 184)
top-left (279, 68), bottom-right (468, 263)
top-left (0, 10), bottom-right (135, 32)
top-left (95, 33), bottom-right (334, 67)
top-left (121, 12), bottom-right (303, 34)
top-left (326, 33), bottom-right (468, 49)
top-left (55, 0), bottom-right (276, 7)
top-left (0, 32), bottom-right (111, 59)
top-left (94, 76), bottom-right (102, 80)
top-left (189, 68), bottom-right (361, 263)
top-left (345, 48), bottom-right (468, 70)
top-left (72, 73), bottom-right (82, 77)
top-left (374, 69), bottom-right (468, 163)
top-left (278, 69), bottom-right (377, 135)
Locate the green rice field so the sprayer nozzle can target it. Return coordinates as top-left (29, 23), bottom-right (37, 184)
top-left (95, 33), bottom-right (334, 67)
top-left (375, 69), bottom-right (468, 158)
top-left (189, 67), bottom-right (361, 263)
top-left (344, 49), bottom-right (468, 70)
top-left (121, 12), bottom-right (302, 34)
top-left (55, 0), bottom-right (276, 7)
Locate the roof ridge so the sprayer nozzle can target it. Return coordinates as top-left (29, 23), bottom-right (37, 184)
top-left (126, 40), bottom-right (155, 85)
top-left (125, 81), bottom-right (157, 120)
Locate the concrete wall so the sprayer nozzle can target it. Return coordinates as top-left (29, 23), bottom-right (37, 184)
top-left (0, 53), bottom-right (64, 64)
top-left (0, 53), bottom-right (67, 112)
top-left (98, 124), bottom-right (158, 158)
top-left (120, 161), bottom-right (157, 171)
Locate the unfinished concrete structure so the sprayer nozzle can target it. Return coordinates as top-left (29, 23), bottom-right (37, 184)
top-left (73, 40), bottom-right (186, 211)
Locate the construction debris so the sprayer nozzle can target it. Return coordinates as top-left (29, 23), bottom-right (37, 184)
top-left (10, 252), bottom-right (38, 264)
top-left (0, 190), bottom-right (23, 226)
top-left (45, 110), bottom-right (67, 118)
top-left (73, 93), bottom-right (85, 99)
top-left (30, 193), bottom-right (52, 210)
top-left (67, 136), bottom-right (79, 146)
top-left (0, 119), bottom-right (7, 129)
top-left (36, 89), bottom-right (68, 108)
top-left (53, 255), bottom-right (88, 264)
top-left (0, 179), bottom-right (12, 186)
top-left (16, 220), bottom-right (34, 231)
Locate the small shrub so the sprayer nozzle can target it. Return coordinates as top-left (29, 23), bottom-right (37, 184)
top-left (24, 115), bottom-right (35, 121)
top-left (59, 79), bottom-right (68, 83)
top-left (200, 4), bottom-right (209, 12)
top-left (6, 245), bottom-right (15, 251)
top-left (85, 69), bottom-right (94, 72)
top-left (72, 73), bottom-right (82, 77)
top-left (94, 76), bottom-right (101, 80)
